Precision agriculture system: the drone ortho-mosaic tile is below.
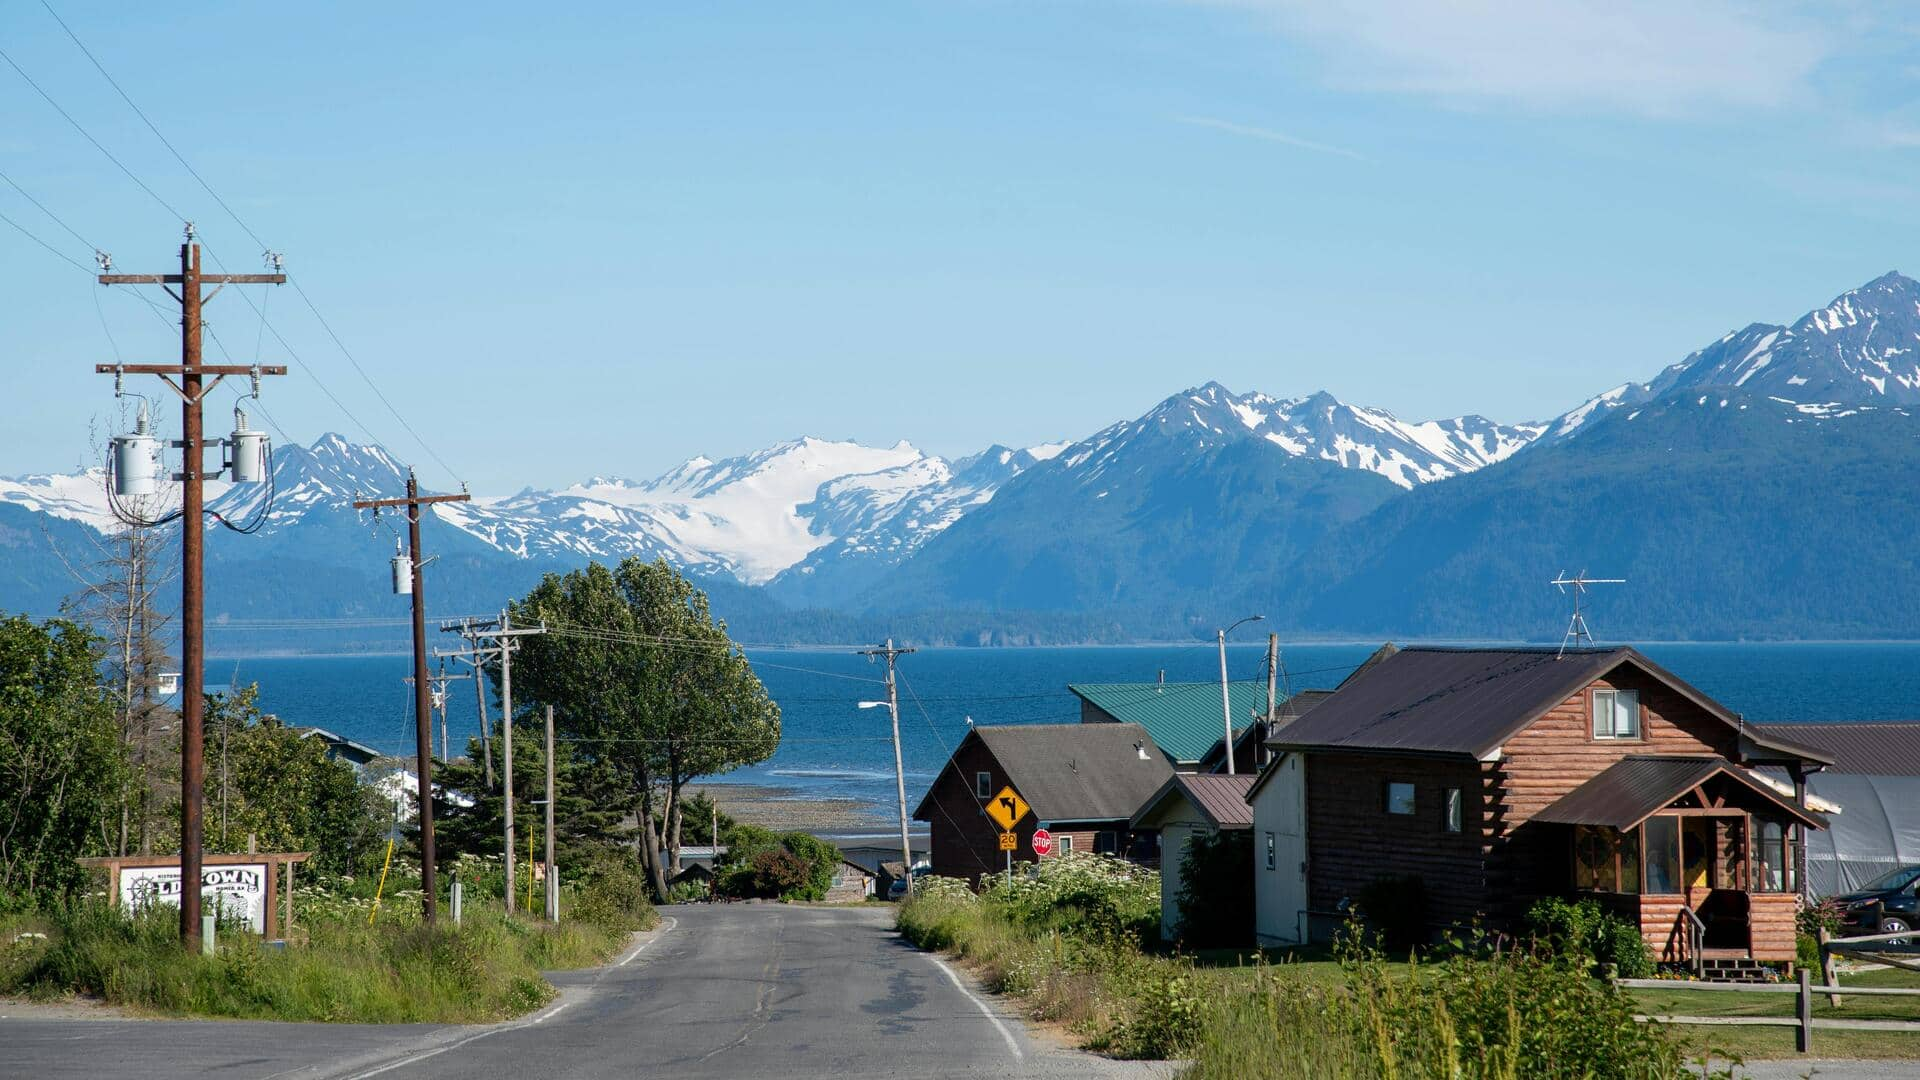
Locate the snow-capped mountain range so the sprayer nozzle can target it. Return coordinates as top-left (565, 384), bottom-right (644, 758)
top-left (0, 392), bottom-right (1550, 591)
top-left (1544, 270), bottom-right (1920, 440)
top-left (4, 272), bottom-right (1915, 610)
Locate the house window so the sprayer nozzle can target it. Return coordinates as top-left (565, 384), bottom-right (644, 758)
top-left (1057, 835), bottom-right (1074, 854)
top-left (1756, 820), bottom-right (1793, 893)
top-left (1573, 825), bottom-right (1642, 894)
top-left (1386, 782), bottom-right (1416, 815)
top-left (1444, 788), bottom-right (1464, 833)
top-left (1265, 831), bottom-right (1276, 870)
top-left (1644, 816), bottom-right (1681, 894)
top-left (975, 772), bottom-right (992, 799)
top-left (1094, 831), bottom-right (1121, 855)
top-left (1591, 689), bottom-right (1641, 740)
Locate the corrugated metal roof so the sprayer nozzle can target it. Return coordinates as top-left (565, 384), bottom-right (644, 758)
top-left (1070, 680), bottom-right (1271, 763)
top-left (1752, 722), bottom-right (1920, 776)
top-left (1132, 773), bottom-right (1256, 829)
top-left (911, 723), bottom-right (1175, 824)
top-left (1533, 755), bottom-right (1828, 831)
top-left (1266, 646), bottom-right (1831, 764)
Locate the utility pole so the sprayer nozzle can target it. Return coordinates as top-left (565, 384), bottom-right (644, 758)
top-left (1266, 634), bottom-right (1279, 725)
top-left (1264, 633), bottom-right (1279, 772)
top-left (444, 613), bottom-right (545, 913)
top-left (545, 704), bottom-right (557, 922)
top-left (97, 233), bottom-right (285, 950)
top-left (1216, 614), bottom-right (1264, 777)
top-left (857, 639), bottom-right (916, 896)
top-left (433, 622), bottom-right (506, 789)
top-left (353, 471), bottom-right (470, 925)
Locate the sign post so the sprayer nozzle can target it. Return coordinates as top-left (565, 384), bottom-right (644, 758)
top-left (985, 786), bottom-right (1031, 885)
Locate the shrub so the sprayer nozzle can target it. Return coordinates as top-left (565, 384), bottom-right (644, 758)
top-left (1798, 896), bottom-right (1846, 939)
top-left (982, 853), bottom-right (1160, 946)
top-left (1354, 875), bottom-right (1428, 953)
top-left (714, 831), bottom-right (840, 901)
top-left (1525, 897), bottom-right (1653, 979)
top-left (1174, 830), bottom-right (1253, 948)
top-left (1797, 932), bottom-right (1822, 971)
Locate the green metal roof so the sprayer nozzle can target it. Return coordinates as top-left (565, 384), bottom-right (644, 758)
top-left (1068, 680), bottom-right (1271, 764)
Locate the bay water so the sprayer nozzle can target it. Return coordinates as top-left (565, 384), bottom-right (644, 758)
top-left (212, 642), bottom-right (1920, 832)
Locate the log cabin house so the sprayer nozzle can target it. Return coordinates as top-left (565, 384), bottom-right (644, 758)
top-left (1247, 646), bottom-right (1833, 974)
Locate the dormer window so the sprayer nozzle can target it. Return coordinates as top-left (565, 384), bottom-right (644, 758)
top-left (1591, 689), bottom-right (1641, 740)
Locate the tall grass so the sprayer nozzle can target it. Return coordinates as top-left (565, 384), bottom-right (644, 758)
top-left (898, 858), bottom-right (1689, 1078)
top-left (0, 864), bottom-right (656, 1022)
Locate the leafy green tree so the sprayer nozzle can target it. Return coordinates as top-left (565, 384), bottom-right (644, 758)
top-left (0, 615), bottom-right (125, 902)
top-left (201, 685), bottom-right (389, 875)
top-left (504, 559), bottom-right (780, 900)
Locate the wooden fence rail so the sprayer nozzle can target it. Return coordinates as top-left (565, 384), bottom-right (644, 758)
top-left (1615, 970), bottom-right (1920, 1054)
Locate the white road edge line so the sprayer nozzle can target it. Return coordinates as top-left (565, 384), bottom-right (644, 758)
top-left (343, 917), bottom-right (677, 1079)
top-left (929, 955), bottom-right (1025, 1062)
top-left (617, 916), bottom-right (676, 967)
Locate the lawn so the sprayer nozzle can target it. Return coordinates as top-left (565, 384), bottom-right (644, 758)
top-left (1628, 967), bottom-right (1920, 1061)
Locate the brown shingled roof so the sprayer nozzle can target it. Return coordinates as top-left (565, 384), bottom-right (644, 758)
top-left (911, 723), bottom-right (1175, 825)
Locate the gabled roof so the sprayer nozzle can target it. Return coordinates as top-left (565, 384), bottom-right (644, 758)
top-left (911, 723), bottom-right (1174, 825)
top-left (1131, 773), bottom-right (1256, 830)
top-left (1265, 646), bottom-right (1832, 765)
top-left (1751, 722), bottom-right (1920, 776)
top-left (1532, 755), bottom-right (1828, 832)
top-left (1070, 680), bottom-right (1270, 764)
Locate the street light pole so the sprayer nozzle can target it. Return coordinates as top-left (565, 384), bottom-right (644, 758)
top-left (858, 637), bottom-right (916, 897)
top-left (1217, 615), bottom-right (1265, 776)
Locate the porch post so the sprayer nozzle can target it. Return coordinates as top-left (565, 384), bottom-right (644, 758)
top-left (1789, 765), bottom-right (1809, 900)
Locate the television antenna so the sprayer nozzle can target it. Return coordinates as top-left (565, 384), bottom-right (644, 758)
top-left (1551, 571), bottom-right (1624, 658)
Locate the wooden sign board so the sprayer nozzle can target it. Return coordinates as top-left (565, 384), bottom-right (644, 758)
top-left (80, 853), bottom-right (311, 939)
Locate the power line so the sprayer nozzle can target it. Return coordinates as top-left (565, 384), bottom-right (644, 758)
top-left (36, 0), bottom-right (268, 250)
top-left (0, 205), bottom-right (94, 274)
top-left (25, 6), bottom-right (462, 488)
top-left (0, 44), bottom-right (187, 222)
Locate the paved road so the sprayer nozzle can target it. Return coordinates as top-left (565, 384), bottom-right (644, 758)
top-left (0, 904), bottom-right (1170, 1080)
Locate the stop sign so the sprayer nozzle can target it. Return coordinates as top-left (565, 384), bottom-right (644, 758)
top-left (1032, 828), bottom-right (1053, 856)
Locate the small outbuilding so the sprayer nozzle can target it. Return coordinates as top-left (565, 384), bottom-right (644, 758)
top-left (827, 859), bottom-right (877, 902)
top-left (1131, 773), bottom-right (1255, 941)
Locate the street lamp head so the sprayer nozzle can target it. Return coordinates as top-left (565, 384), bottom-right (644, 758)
top-left (858, 701), bottom-right (889, 710)
top-left (1222, 614), bottom-right (1267, 635)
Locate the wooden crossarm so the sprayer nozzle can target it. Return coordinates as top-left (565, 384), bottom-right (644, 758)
top-left (352, 493), bottom-right (471, 510)
top-left (95, 364), bottom-right (289, 376)
top-left (99, 273), bottom-right (286, 285)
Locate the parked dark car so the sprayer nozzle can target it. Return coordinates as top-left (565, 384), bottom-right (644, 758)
top-left (1833, 865), bottom-right (1920, 936)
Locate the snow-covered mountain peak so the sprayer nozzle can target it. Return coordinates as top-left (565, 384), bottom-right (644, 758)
top-left (1545, 272), bottom-right (1920, 443)
top-left (1074, 383), bottom-right (1540, 489)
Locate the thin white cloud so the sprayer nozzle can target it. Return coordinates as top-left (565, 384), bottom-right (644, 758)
top-left (1188, 0), bottom-right (1832, 117)
top-left (1173, 114), bottom-right (1367, 159)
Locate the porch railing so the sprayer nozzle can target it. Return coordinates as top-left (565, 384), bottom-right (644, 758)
top-left (1675, 905), bottom-right (1705, 978)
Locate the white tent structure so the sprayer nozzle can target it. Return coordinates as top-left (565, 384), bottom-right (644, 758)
top-left (1756, 723), bottom-right (1920, 898)
top-left (1803, 773), bottom-right (1920, 896)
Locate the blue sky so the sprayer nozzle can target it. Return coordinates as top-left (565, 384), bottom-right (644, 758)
top-left (3, 0), bottom-right (1917, 491)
